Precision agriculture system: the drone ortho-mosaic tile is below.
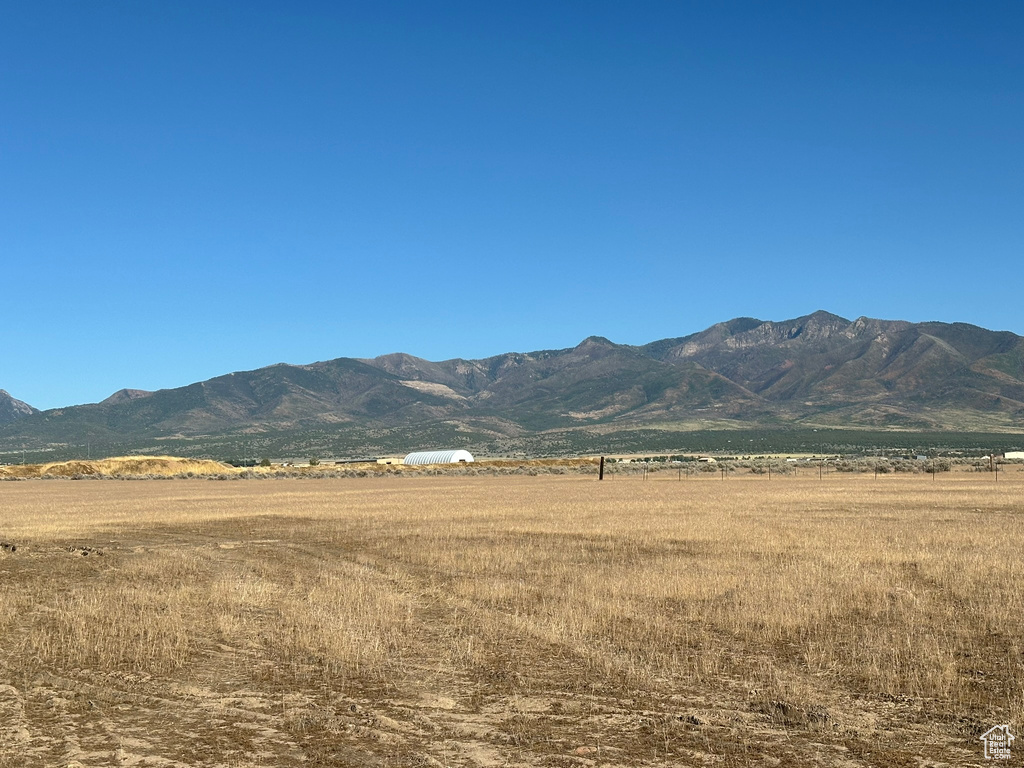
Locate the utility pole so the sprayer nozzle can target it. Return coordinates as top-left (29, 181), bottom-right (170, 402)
top-left (599, 456), bottom-right (604, 481)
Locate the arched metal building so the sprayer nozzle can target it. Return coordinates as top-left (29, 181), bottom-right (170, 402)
top-left (403, 450), bottom-right (475, 465)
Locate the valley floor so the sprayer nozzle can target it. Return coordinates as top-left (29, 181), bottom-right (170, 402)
top-left (0, 475), bottom-right (1020, 766)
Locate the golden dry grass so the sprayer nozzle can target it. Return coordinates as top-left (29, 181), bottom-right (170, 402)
top-left (0, 473), bottom-right (1020, 765)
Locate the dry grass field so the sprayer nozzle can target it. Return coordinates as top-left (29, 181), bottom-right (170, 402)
top-left (0, 472), bottom-right (1021, 766)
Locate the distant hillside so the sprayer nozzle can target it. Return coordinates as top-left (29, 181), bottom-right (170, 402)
top-left (2, 312), bottom-right (1023, 460)
top-left (0, 390), bottom-right (37, 426)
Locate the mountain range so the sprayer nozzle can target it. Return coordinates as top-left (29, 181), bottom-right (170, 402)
top-left (3, 311), bottom-right (1023, 459)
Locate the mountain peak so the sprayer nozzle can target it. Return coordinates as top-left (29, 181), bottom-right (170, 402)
top-left (805, 309), bottom-right (849, 323)
top-left (576, 335), bottom-right (615, 349)
top-left (0, 390), bottom-right (37, 426)
top-left (101, 389), bottom-right (154, 406)
top-left (769, 310), bottom-right (850, 341)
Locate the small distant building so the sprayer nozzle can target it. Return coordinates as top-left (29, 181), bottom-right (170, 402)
top-left (403, 450), bottom-right (475, 465)
top-left (1004, 451), bottom-right (1024, 460)
top-left (698, 457), bottom-right (717, 463)
top-left (376, 457), bottom-right (405, 465)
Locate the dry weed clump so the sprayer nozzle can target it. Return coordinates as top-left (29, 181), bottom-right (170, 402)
top-left (2, 548), bottom-right (415, 688)
top-left (258, 564), bottom-right (415, 684)
top-left (22, 552), bottom-right (209, 674)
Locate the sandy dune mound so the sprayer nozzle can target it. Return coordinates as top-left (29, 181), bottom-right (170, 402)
top-left (0, 455), bottom-right (234, 479)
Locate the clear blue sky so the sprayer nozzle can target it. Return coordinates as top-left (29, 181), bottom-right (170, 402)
top-left (3, 1), bottom-right (1022, 409)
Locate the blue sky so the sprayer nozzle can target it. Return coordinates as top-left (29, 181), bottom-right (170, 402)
top-left (3, 1), bottom-right (1022, 409)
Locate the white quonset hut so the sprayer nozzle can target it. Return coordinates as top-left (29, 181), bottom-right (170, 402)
top-left (403, 450), bottom-right (475, 465)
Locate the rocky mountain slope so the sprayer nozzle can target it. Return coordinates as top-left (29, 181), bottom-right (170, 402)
top-left (0, 390), bottom-right (37, 426)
